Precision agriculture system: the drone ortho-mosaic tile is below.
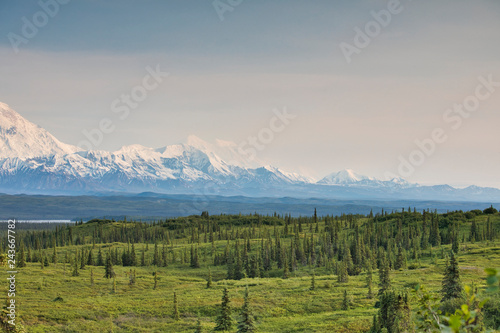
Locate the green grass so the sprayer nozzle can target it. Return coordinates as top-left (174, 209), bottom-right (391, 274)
top-left (12, 240), bottom-right (500, 332)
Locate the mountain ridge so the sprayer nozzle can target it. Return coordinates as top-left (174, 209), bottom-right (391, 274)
top-left (1, 102), bottom-right (500, 202)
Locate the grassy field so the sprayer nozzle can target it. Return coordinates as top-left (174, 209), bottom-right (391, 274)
top-left (5, 213), bottom-right (500, 332)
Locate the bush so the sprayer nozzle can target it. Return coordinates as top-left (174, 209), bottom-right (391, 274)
top-left (439, 297), bottom-right (464, 316)
top-left (483, 206), bottom-right (498, 215)
top-left (483, 294), bottom-right (500, 329)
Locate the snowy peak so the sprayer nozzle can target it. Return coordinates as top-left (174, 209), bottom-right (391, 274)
top-left (0, 103), bottom-right (80, 159)
top-left (186, 134), bottom-right (262, 168)
top-left (318, 169), bottom-right (372, 185)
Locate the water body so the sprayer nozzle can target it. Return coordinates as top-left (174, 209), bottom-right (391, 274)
top-left (0, 220), bottom-right (73, 223)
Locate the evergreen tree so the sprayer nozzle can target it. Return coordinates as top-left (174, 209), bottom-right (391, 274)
top-left (366, 267), bottom-right (373, 299)
top-left (310, 272), bottom-right (316, 290)
top-left (237, 287), bottom-right (255, 333)
top-left (141, 246), bottom-right (146, 266)
top-left (16, 242), bottom-right (26, 268)
top-left (153, 271), bottom-right (159, 290)
top-left (104, 253), bottom-right (116, 279)
top-left (452, 233), bottom-right (459, 254)
top-left (80, 249), bottom-right (86, 269)
top-left (341, 289), bottom-right (349, 310)
top-left (130, 243), bottom-right (137, 266)
top-left (190, 245), bottom-right (200, 268)
top-left (378, 256), bottom-right (391, 296)
top-left (112, 276), bottom-right (117, 293)
top-left (207, 267), bottom-right (213, 289)
top-left (97, 247), bottom-right (104, 266)
top-left (72, 251), bottom-right (79, 276)
top-left (338, 260), bottom-right (348, 283)
top-left (441, 251), bottom-right (463, 301)
top-left (214, 288), bottom-right (232, 331)
top-left (52, 244), bottom-right (57, 265)
top-left (282, 257), bottom-right (289, 279)
top-left (395, 246), bottom-right (404, 270)
top-left (87, 249), bottom-right (94, 266)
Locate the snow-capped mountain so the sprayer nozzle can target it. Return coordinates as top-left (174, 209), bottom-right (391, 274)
top-left (318, 169), bottom-right (372, 185)
top-left (0, 102), bottom-right (499, 202)
top-left (317, 169), bottom-right (413, 189)
top-left (0, 103), bottom-right (311, 194)
top-left (0, 102), bottom-right (80, 158)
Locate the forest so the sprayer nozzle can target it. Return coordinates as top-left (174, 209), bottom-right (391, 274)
top-left (1, 206), bottom-right (500, 332)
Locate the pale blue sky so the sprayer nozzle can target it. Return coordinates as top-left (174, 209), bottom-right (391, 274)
top-left (1, 0), bottom-right (500, 187)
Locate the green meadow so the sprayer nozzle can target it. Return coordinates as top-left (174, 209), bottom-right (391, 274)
top-left (3, 209), bottom-right (500, 332)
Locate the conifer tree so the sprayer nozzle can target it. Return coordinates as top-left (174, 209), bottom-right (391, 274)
top-left (205, 267), bottom-right (213, 289)
top-left (214, 288), bottom-right (232, 331)
top-left (104, 253), bottom-right (115, 279)
top-left (153, 271), bottom-right (158, 290)
top-left (310, 272), bottom-right (316, 290)
top-left (341, 289), bottom-right (349, 310)
top-left (441, 251), bottom-right (462, 301)
top-left (282, 257), bottom-right (289, 279)
top-left (141, 246), bottom-right (146, 266)
top-left (80, 249), bottom-right (86, 269)
top-left (97, 247), bottom-right (104, 266)
top-left (87, 249), bottom-right (94, 266)
top-left (237, 287), bottom-right (255, 333)
top-left (338, 260), bottom-right (348, 283)
top-left (366, 267), bottom-right (373, 299)
top-left (378, 256), bottom-right (391, 296)
top-left (112, 276), bottom-right (117, 293)
top-left (72, 251), bottom-right (79, 276)
top-left (16, 242), bottom-right (26, 268)
top-left (52, 244), bottom-right (57, 265)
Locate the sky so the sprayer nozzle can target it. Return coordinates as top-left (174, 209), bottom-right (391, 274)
top-left (1, 0), bottom-right (500, 188)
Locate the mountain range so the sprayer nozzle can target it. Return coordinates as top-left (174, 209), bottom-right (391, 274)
top-left (1, 101), bottom-right (500, 203)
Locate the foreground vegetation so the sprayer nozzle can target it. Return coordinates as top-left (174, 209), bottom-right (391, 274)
top-left (1, 207), bottom-right (500, 332)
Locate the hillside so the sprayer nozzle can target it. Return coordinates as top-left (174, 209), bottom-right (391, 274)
top-left (3, 207), bottom-right (500, 332)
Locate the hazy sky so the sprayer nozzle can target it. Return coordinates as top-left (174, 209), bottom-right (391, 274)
top-left (1, 0), bottom-right (499, 187)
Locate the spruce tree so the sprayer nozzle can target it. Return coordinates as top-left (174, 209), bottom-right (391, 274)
top-left (214, 288), bottom-right (232, 331)
top-left (112, 276), bottom-right (117, 293)
top-left (87, 249), bottom-right (94, 266)
top-left (16, 242), bottom-right (26, 268)
top-left (366, 267), bottom-right (373, 299)
top-left (72, 251), bottom-right (79, 276)
top-left (282, 257), bottom-right (289, 279)
top-left (97, 247), bottom-right (104, 266)
top-left (52, 245), bottom-right (57, 265)
top-left (104, 253), bottom-right (115, 279)
top-left (310, 272), bottom-right (316, 290)
top-left (141, 246), bottom-right (146, 266)
top-left (341, 289), bottom-right (349, 310)
top-left (207, 268), bottom-right (213, 289)
top-left (441, 251), bottom-right (463, 301)
top-left (153, 271), bottom-right (159, 290)
top-left (237, 287), bottom-right (255, 333)
top-left (338, 260), bottom-right (348, 283)
top-left (378, 256), bottom-right (391, 296)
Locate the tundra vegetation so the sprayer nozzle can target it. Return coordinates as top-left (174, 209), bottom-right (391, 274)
top-left (1, 206), bottom-right (500, 332)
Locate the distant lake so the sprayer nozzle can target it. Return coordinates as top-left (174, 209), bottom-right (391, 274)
top-left (0, 220), bottom-right (73, 223)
